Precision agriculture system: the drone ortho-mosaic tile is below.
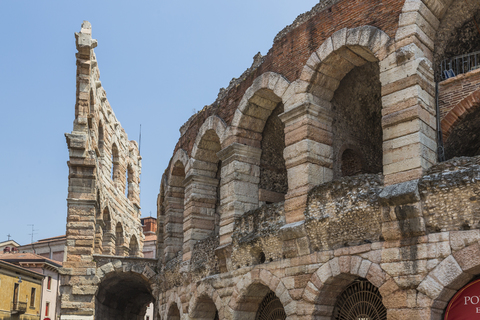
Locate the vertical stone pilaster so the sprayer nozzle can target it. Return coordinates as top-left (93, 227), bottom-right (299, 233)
top-left (102, 232), bottom-right (115, 255)
top-left (279, 101), bottom-right (333, 224)
top-left (380, 0), bottom-right (439, 185)
top-left (217, 143), bottom-right (261, 245)
top-left (182, 173), bottom-right (218, 261)
top-left (163, 190), bottom-right (184, 261)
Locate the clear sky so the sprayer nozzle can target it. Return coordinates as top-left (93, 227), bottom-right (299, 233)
top-left (0, 0), bottom-right (319, 245)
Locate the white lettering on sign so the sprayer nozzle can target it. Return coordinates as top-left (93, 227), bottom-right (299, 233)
top-left (476, 307), bottom-right (480, 313)
top-left (464, 296), bottom-right (480, 305)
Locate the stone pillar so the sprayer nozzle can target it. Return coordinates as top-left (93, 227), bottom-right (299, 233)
top-left (215, 143), bottom-right (261, 271)
top-left (163, 190), bottom-right (184, 261)
top-left (279, 101), bottom-right (333, 224)
top-left (102, 232), bottom-right (115, 255)
top-left (182, 173), bottom-right (218, 261)
top-left (380, 0), bottom-right (438, 185)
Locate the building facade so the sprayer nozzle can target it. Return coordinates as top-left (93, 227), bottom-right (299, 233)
top-left (0, 260), bottom-right (43, 320)
top-left (60, 0), bottom-right (480, 320)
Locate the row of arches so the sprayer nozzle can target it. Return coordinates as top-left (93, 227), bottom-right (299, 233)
top-left (159, 0), bottom-right (480, 265)
top-left (94, 206), bottom-right (141, 257)
top-left (158, 26), bottom-right (390, 264)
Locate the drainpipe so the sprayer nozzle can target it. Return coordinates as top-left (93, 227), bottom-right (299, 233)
top-left (436, 82), bottom-right (446, 162)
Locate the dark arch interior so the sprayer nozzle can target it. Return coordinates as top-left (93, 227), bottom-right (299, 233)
top-left (234, 284), bottom-right (285, 320)
top-left (190, 296), bottom-right (218, 320)
top-left (445, 105), bottom-right (480, 159)
top-left (259, 103), bottom-right (287, 196)
top-left (435, 9), bottom-right (480, 81)
top-left (167, 304), bottom-right (180, 320)
top-left (95, 272), bottom-right (154, 320)
top-left (332, 62), bottom-right (383, 178)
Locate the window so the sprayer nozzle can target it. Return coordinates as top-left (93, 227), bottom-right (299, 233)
top-left (47, 276), bottom-right (52, 290)
top-left (45, 302), bottom-right (50, 317)
top-left (30, 288), bottom-right (36, 308)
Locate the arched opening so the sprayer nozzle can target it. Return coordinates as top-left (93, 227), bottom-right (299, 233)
top-left (444, 103), bottom-right (480, 159)
top-left (332, 279), bottom-right (386, 320)
top-left (164, 160), bottom-right (185, 262)
top-left (98, 121), bottom-right (104, 155)
top-left (129, 235), bottom-right (139, 257)
top-left (102, 208), bottom-right (114, 255)
top-left (434, 7), bottom-right (480, 81)
top-left (111, 143), bottom-right (120, 183)
top-left (340, 148), bottom-right (363, 177)
top-left (259, 96), bottom-right (287, 204)
top-left (190, 295), bottom-right (218, 320)
top-left (126, 164), bottom-right (134, 199)
top-left (331, 61), bottom-right (383, 178)
top-left (115, 222), bottom-right (125, 256)
top-left (95, 272), bottom-right (154, 320)
top-left (185, 129), bottom-right (221, 260)
top-left (234, 283), bottom-right (286, 320)
top-left (167, 304), bottom-right (181, 320)
top-left (312, 274), bottom-right (386, 319)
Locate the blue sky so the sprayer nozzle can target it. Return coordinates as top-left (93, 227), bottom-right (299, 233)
top-left (0, 1), bottom-right (319, 245)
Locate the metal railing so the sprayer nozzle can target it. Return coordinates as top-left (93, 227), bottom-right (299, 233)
top-left (440, 50), bottom-right (480, 80)
top-left (11, 301), bottom-right (27, 313)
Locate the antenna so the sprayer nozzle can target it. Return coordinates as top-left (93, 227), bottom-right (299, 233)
top-left (7, 234), bottom-right (11, 241)
top-left (139, 124), bottom-right (142, 154)
top-left (27, 224), bottom-right (38, 244)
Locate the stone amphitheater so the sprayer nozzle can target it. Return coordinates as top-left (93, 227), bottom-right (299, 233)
top-left (59, 0), bottom-right (480, 319)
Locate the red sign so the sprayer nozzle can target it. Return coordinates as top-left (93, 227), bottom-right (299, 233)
top-left (445, 279), bottom-right (480, 319)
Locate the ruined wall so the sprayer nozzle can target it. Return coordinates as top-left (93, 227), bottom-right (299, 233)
top-left (61, 22), bottom-right (144, 320)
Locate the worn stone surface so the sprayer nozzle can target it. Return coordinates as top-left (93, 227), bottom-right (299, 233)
top-left (60, 1), bottom-right (480, 320)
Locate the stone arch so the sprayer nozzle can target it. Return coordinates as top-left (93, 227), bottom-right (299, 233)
top-left (115, 222), bottom-right (125, 256)
top-left (101, 206), bottom-right (115, 255)
top-left (441, 88), bottom-right (480, 159)
top-left (297, 26), bottom-right (390, 103)
top-left (300, 26), bottom-right (388, 176)
top-left (128, 235), bottom-right (139, 257)
top-left (95, 262), bottom-right (157, 320)
top-left (183, 118), bottom-right (225, 261)
top-left (229, 268), bottom-right (294, 319)
top-left (229, 72), bottom-right (290, 143)
top-left (188, 283), bottom-right (224, 320)
top-left (302, 257), bottom-right (392, 318)
top-left (163, 156), bottom-right (186, 262)
top-left (417, 251), bottom-right (480, 319)
top-left (165, 292), bottom-right (183, 320)
top-left (191, 116), bottom-right (227, 160)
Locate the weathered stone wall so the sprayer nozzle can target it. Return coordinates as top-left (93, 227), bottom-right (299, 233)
top-left (61, 22), bottom-right (144, 320)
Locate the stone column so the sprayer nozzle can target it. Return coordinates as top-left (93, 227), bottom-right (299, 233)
top-left (380, 0), bottom-right (438, 185)
top-left (279, 101), bottom-right (333, 224)
top-left (163, 190), bottom-right (184, 261)
top-left (182, 173), bottom-right (218, 261)
top-left (215, 143), bottom-right (261, 271)
top-left (102, 232), bottom-right (115, 255)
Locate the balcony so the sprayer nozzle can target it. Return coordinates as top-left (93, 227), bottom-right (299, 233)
top-left (11, 301), bottom-right (27, 314)
top-left (441, 50), bottom-right (480, 80)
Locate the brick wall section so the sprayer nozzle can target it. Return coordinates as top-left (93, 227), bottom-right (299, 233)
top-left (172, 0), bottom-right (405, 161)
top-left (439, 69), bottom-right (480, 138)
